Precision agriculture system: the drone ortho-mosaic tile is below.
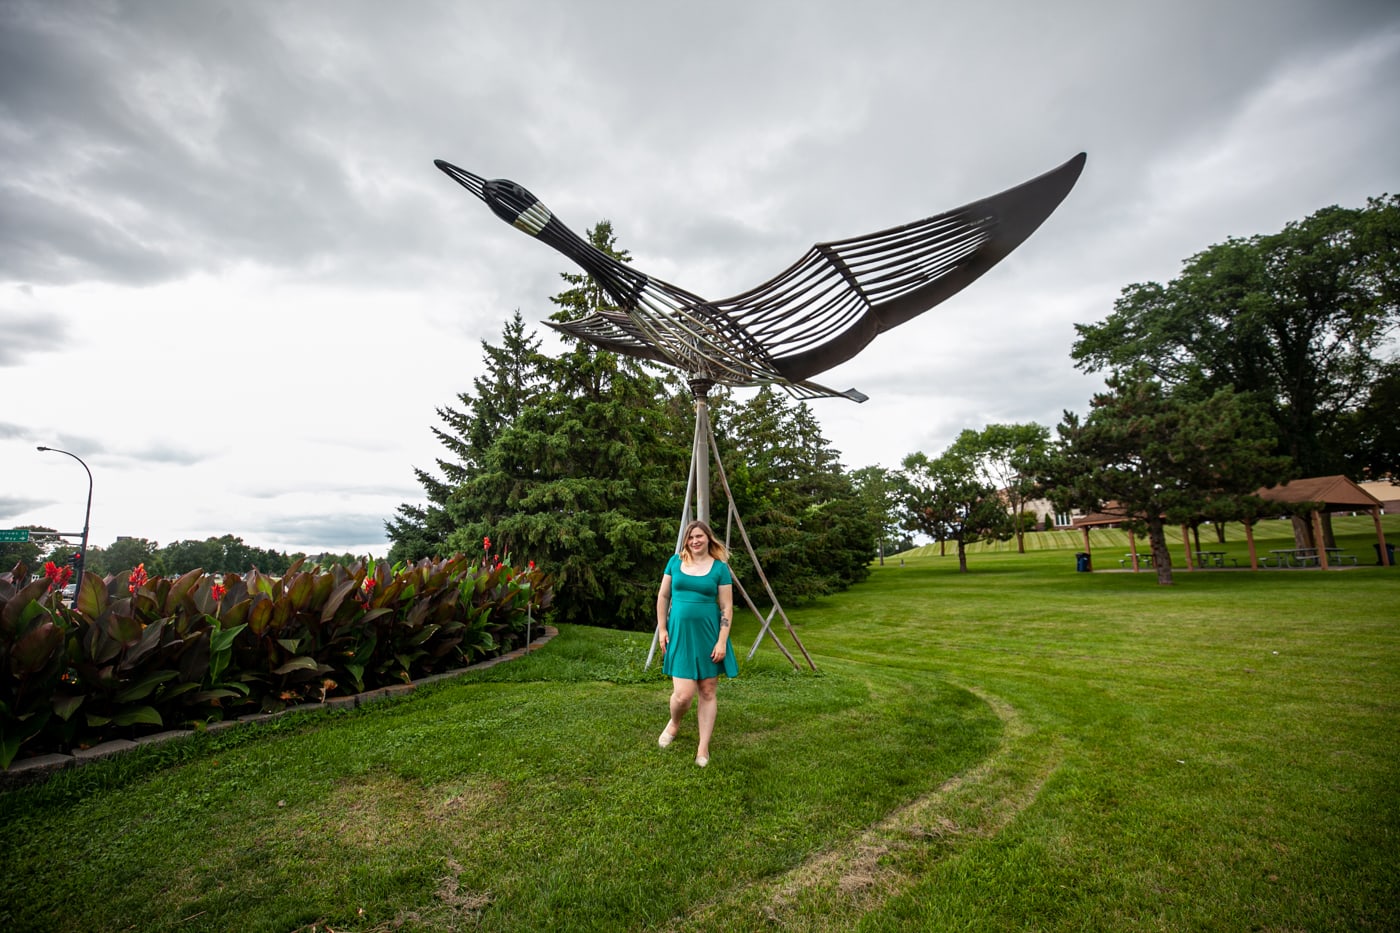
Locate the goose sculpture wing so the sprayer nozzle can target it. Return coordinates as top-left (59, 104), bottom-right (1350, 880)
top-left (436, 152), bottom-right (1085, 402)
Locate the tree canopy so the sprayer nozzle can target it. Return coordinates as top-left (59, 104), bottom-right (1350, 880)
top-left (1071, 195), bottom-right (1400, 479)
top-left (958, 422), bottom-right (1051, 554)
top-left (900, 440), bottom-right (1012, 574)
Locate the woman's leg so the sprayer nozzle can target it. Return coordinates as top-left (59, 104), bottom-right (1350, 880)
top-left (695, 677), bottom-right (719, 760)
top-left (667, 677), bottom-right (698, 737)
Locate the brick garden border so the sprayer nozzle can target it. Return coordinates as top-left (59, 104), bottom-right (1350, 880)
top-left (1, 625), bottom-right (558, 791)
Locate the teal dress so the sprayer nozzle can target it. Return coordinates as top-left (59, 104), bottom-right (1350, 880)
top-left (662, 553), bottom-right (738, 680)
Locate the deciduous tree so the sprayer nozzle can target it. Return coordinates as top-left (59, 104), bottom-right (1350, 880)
top-left (851, 466), bottom-right (906, 564)
top-left (900, 441), bottom-right (1011, 574)
top-left (441, 223), bottom-right (687, 628)
top-left (1071, 195), bottom-right (1400, 478)
top-left (957, 422), bottom-right (1051, 553)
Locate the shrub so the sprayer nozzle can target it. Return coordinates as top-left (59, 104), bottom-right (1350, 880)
top-left (0, 554), bottom-right (552, 768)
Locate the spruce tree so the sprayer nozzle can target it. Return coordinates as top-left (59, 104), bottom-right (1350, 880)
top-left (443, 222), bottom-right (689, 628)
top-left (385, 312), bottom-right (547, 564)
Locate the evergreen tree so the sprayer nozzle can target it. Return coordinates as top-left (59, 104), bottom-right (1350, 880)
top-left (443, 222), bottom-right (689, 628)
top-left (386, 311), bottom-right (547, 564)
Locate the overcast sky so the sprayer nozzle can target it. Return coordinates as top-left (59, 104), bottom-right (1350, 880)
top-left (2, 0), bottom-right (1397, 558)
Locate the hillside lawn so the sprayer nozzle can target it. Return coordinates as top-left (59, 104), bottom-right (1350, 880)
top-left (2, 516), bottom-right (1396, 931)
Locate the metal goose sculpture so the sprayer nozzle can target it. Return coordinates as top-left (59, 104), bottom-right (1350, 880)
top-left (435, 152), bottom-right (1086, 402)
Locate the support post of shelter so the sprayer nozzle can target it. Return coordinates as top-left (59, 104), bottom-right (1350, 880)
top-left (1372, 506), bottom-right (1391, 567)
top-left (1245, 520), bottom-right (1259, 570)
top-left (1128, 531), bottom-right (1140, 572)
top-left (1180, 525), bottom-right (1195, 571)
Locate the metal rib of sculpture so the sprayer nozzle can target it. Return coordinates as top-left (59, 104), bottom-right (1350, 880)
top-left (435, 152), bottom-right (1086, 402)
top-left (435, 154), bottom-right (1086, 669)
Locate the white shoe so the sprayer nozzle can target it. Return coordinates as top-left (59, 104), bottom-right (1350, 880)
top-left (658, 727), bottom-right (676, 748)
top-left (695, 755), bottom-right (709, 768)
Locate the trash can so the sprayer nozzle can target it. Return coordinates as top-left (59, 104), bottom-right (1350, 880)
top-left (1075, 552), bottom-right (1091, 572)
top-left (1376, 542), bottom-right (1396, 565)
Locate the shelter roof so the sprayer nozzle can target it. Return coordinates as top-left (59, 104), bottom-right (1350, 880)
top-left (1071, 504), bottom-right (1135, 528)
top-left (1255, 475), bottom-right (1382, 510)
top-left (1359, 480), bottom-right (1400, 507)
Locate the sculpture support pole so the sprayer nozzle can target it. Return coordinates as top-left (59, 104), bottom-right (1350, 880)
top-left (647, 426), bottom-right (700, 671)
top-left (675, 411), bottom-right (701, 552)
top-left (694, 396), bottom-right (711, 526)
top-left (703, 419), bottom-right (815, 670)
top-left (645, 379), bottom-right (814, 672)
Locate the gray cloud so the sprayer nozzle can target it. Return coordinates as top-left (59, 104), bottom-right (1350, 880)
top-left (1, 0), bottom-right (1396, 555)
top-left (0, 311), bottom-right (67, 366)
top-left (257, 512), bottom-right (392, 553)
top-left (121, 442), bottom-right (209, 468)
top-left (0, 494), bottom-right (52, 518)
top-left (242, 479), bottom-right (422, 501)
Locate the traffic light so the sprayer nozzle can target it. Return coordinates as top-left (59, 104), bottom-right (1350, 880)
top-left (69, 551), bottom-right (82, 567)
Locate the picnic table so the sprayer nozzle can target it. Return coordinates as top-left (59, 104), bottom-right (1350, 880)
top-left (1269, 548), bottom-right (1319, 567)
top-left (1326, 547), bottom-right (1360, 566)
top-left (1264, 547), bottom-right (1360, 568)
top-left (1194, 550), bottom-right (1229, 568)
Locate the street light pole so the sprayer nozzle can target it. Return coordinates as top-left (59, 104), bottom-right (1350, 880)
top-left (37, 446), bottom-right (92, 591)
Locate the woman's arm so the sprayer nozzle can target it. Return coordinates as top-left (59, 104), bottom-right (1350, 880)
top-left (656, 573), bottom-right (673, 654)
top-left (711, 582), bottom-right (733, 662)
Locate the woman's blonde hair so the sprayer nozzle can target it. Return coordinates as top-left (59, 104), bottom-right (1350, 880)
top-left (679, 520), bottom-right (729, 563)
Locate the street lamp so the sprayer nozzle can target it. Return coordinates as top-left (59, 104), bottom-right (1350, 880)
top-left (37, 446), bottom-right (92, 591)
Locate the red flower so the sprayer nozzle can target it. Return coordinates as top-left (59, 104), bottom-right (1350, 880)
top-left (128, 562), bottom-right (149, 594)
top-left (363, 577), bottom-right (378, 592)
top-left (210, 583), bottom-right (227, 602)
top-left (43, 561), bottom-right (73, 590)
top-left (483, 536), bottom-right (491, 551)
top-left (528, 560), bottom-right (535, 570)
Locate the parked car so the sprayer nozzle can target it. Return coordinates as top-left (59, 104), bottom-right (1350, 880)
top-left (61, 583), bottom-right (76, 601)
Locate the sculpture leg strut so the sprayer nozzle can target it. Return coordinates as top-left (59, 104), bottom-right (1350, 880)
top-left (646, 382), bottom-right (815, 672)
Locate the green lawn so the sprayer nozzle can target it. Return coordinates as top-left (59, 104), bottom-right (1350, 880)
top-left (3, 521), bottom-right (1397, 931)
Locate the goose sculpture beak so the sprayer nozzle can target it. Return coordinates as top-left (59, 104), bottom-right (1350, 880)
top-left (434, 159), bottom-right (486, 200)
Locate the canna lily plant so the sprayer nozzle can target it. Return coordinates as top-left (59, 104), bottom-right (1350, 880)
top-left (0, 550), bottom-right (552, 768)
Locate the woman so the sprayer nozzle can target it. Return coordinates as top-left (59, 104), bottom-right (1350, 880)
top-left (656, 520), bottom-right (736, 767)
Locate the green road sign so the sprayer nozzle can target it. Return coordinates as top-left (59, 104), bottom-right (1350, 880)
top-left (0, 529), bottom-right (30, 543)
